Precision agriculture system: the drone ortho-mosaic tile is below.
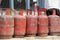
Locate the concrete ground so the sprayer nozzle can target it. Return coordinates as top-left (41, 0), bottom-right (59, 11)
top-left (0, 36), bottom-right (60, 40)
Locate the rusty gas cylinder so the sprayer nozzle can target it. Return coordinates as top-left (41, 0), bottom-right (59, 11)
top-left (0, 9), bottom-right (14, 39)
top-left (38, 12), bottom-right (49, 37)
top-left (14, 10), bottom-right (26, 38)
top-left (38, 8), bottom-right (46, 16)
top-left (48, 10), bottom-right (60, 35)
top-left (26, 11), bottom-right (37, 37)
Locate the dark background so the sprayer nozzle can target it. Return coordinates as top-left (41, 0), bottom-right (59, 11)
top-left (1, 0), bottom-right (34, 9)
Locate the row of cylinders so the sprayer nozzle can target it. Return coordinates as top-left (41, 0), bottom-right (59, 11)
top-left (0, 8), bottom-right (60, 39)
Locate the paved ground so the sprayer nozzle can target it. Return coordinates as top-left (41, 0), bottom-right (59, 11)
top-left (0, 36), bottom-right (60, 40)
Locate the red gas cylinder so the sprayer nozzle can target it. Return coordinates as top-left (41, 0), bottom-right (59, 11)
top-left (48, 10), bottom-right (60, 35)
top-left (14, 10), bottom-right (26, 38)
top-left (26, 11), bottom-right (37, 36)
top-left (38, 12), bottom-right (49, 36)
top-left (6, 8), bottom-right (10, 15)
top-left (38, 8), bottom-right (47, 16)
top-left (0, 9), bottom-right (14, 39)
top-left (19, 9), bottom-right (24, 16)
top-left (26, 9), bottom-right (32, 15)
top-left (59, 17), bottom-right (60, 35)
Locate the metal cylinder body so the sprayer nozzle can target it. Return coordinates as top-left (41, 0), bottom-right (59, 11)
top-left (14, 15), bottom-right (26, 37)
top-left (26, 15), bottom-right (37, 36)
top-left (38, 12), bottom-right (48, 36)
